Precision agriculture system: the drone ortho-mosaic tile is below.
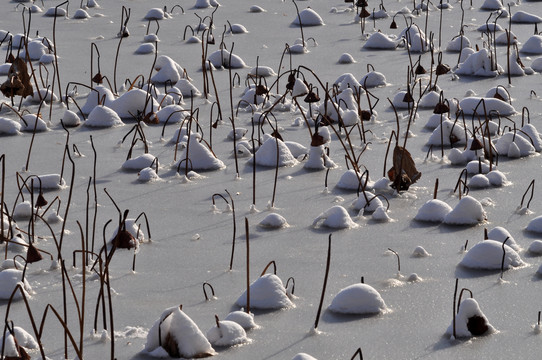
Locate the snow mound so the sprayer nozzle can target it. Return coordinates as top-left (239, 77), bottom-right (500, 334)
top-left (206, 320), bottom-right (250, 347)
top-left (85, 106), bottom-right (124, 128)
top-left (446, 298), bottom-right (495, 338)
top-left (122, 154), bottom-right (158, 171)
top-left (251, 136), bottom-right (298, 167)
top-left (364, 32), bottom-right (397, 49)
top-left (313, 205), bottom-right (358, 229)
top-left (144, 306), bottom-right (216, 358)
top-left (459, 240), bottom-right (524, 270)
top-left (526, 215), bottom-right (542, 233)
top-left (487, 226), bottom-right (520, 251)
top-left (328, 283), bottom-right (388, 314)
top-left (259, 213), bottom-right (289, 228)
top-left (292, 8), bottom-right (324, 26)
top-left (176, 134), bottom-right (225, 171)
top-left (414, 199), bottom-right (453, 222)
top-left (236, 274), bottom-right (294, 309)
top-left (224, 311), bottom-right (258, 330)
top-left (110, 89), bottom-right (160, 119)
top-left (0, 269), bottom-right (32, 300)
top-left (443, 196), bottom-right (486, 225)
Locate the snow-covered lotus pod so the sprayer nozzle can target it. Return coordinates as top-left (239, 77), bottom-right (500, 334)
top-left (224, 311), bottom-right (257, 330)
top-left (336, 169), bottom-right (374, 191)
top-left (249, 65), bottom-right (275, 77)
top-left (313, 205), bottom-right (358, 229)
top-left (520, 35), bottom-right (542, 54)
top-left (494, 132), bottom-right (535, 158)
top-left (525, 215), bottom-right (542, 233)
top-left (446, 35), bottom-right (470, 52)
top-left (304, 145), bottom-right (336, 170)
top-left (228, 23), bottom-right (248, 34)
top-left (418, 91), bottom-right (440, 109)
top-left (21, 114), bottom-right (48, 132)
top-left (456, 48), bottom-right (503, 76)
top-left (61, 109), bottom-right (81, 127)
top-left (338, 53), bottom-right (355, 64)
top-left (443, 196), bottom-right (486, 225)
top-left (391, 90), bottom-right (414, 109)
top-left (532, 57), bottom-right (542, 72)
top-left (259, 213), bottom-right (289, 229)
top-left (207, 49), bottom-right (247, 69)
top-left (194, 0), bottom-right (212, 8)
top-left (206, 319), bottom-right (250, 347)
top-left (35, 174), bottom-right (66, 189)
top-left (427, 119), bottom-right (466, 146)
top-left (138, 167), bottom-right (160, 182)
top-left (176, 134), bottom-right (225, 171)
top-left (425, 113), bottom-right (450, 130)
top-left (468, 174), bottom-right (490, 189)
top-left (29, 88), bottom-right (58, 103)
top-left (13, 201), bottom-right (34, 220)
top-left (81, 85), bottom-right (116, 114)
top-left (251, 136), bottom-right (297, 167)
top-left (477, 23), bottom-right (503, 33)
top-left (360, 71), bottom-right (387, 88)
top-left (73, 9), bottom-right (90, 19)
top-left (334, 73), bottom-right (361, 92)
top-left (511, 11), bottom-right (542, 24)
top-left (109, 218), bottom-right (145, 250)
top-left (110, 89), bottom-right (160, 119)
top-left (284, 141), bottom-right (307, 158)
top-left (135, 43), bottom-right (155, 55)
top-left (85, 106), bottom-right (124, 128)
top-left (446, 298), bottom-right (495, 338)
top-left (292, 78), bottom-right (309, 97)
top-left (236, 273), bottom-right (293, 309)
top-left (45, 7), bottom-right (67, 17)
top-left (151, 55), bottom-right (184, 83)
top-left (292, 8), bottom-right (324, 26)
top-left (400, 26), bottom-right (429, 52)
top-left (0, 269), bottom-right (32, 300)
top-left (0, 326), bottom-right (38, 356)
top-left (487, 226), bottom-right (520, 251)
top-left (459, 240), bottom-right (524, 270)
top-left (144, 34), bottom-right (160, 43)
top-left (122, 154), bottom-right (158, 171)
top-left (145, 8), bottom-right (166, 20)
top-left (528, 240), bottom-right (542, 255)
top-left (412, 246), bottom-right (431, 257)
top-left (328, 283), bottom-right (388, 314)
top-left (414, 199), bottom-right (453, 222)
top-left (466, 159), bottom-right (490, 174)
top-left (156, 104), bottom-right (186, 124)
top-left (20, 40), bottom-right (48, 60)
top-left (363, 32), bottom-right (397, 49)
top-left (352, 192), bottom-right (382, 213)
top-left (447, 148), bottom-right (467, 165)
top-left (292, 353), bottom-right (318, 360)
top-left (145, 306), bottom-right (216, 358)
top-left (486, 170), bottom-right (507, 187)
top-left (520, 124), bottom-right (542, 152)
top-left (481, 0), bottom-right (503, 10)
top-left (249, 5), bottom-right (265, 12)
top-left (372, 206), bottom-right (391, 222)
top-left (174, 78), bottom-right (201, 97)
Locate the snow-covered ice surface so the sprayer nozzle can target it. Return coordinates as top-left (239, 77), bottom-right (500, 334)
top-left (2, 0), bottom-right (542, 359)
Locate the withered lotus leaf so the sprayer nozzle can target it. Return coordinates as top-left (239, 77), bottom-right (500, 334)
top-left (0, 57), bottom-right (33, 98)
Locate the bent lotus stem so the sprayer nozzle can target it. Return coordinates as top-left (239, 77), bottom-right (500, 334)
top-left (453, 278), bottom-right (458, 338)
top-left (203, 282), bottom-right (215, 301)
top-left (351, 347), bottom-right (364, 360)
top-left (285, 277), bottom-right (295, 294)
top-left (500, 237), bottom-right (509, 279)
top-left (387, 248), bottom-right (400, 273)
top-left (457, 287), bottom-right (473, 313)
top-left (260, 260), bottom-right (277, 276)
top-left (522, 106), bottom-right (530, 127)
top-left (314, 234), bottom-right (332, 330)
top-left (519, 179), bottom-right (535, 209)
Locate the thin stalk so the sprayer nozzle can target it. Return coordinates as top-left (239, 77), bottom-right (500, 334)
top-left (314, 234), bottom-right (332, 330)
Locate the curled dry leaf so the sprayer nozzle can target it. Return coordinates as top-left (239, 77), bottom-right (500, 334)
top-left (0, 58), bottom-right (33, 98)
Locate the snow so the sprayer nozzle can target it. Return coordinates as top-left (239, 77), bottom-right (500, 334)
top-left (235, 274), bottom-right (294, 310)
top-left (224, 311), bottom-right (258, 330)
top-left (328, 283), bottom-right (388, 315)
top-left (312, 205), bottom-right (358, 229)
top-left (520, 35), bottom-right (542, 54)
top-left (443, 196), bottom-right (486, 225)
top-left (251, 136), bottom-right (298, 167)
top-left (0, 269), bottom-right (32, 300)
top-left (459, 240), bottom-right (524, 270)
top-left (414, 199), bottom-right (453, 222)
top-left (259, 213), bottom-right (289, 228)
top-left (85, 105), bottom-right (124, 128)
top-left (144, 306), bottom-right (216, 358)
top-left (206, 319), bottom-right (250, 347)
top-left (292, 8), bottom-right (324, 27)
top-left (445, 298), bottom-right (495, 338)
top-left (0, 326), bottom-right (38, 356)
top-left (2, 0), bottom-right (542, 358)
